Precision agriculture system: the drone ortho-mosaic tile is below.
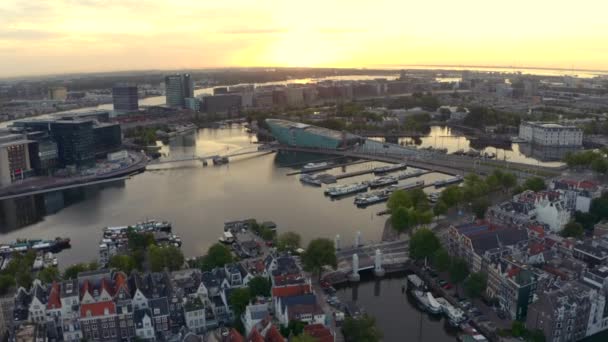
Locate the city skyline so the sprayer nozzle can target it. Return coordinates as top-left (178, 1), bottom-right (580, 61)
top-left (2, 0), bottom-right (608, 77)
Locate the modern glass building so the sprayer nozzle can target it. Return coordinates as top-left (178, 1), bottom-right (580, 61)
top-left (266, 119), bottom-right (362, 149)
top-left (165, 74), bottom-right (194, 108)
top-left (112, 85), bottom-right (139, 112)
top-left (50, 120), bottom-right (95, 168)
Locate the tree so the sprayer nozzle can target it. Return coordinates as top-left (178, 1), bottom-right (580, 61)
top-left (248, 276), bottom-right (271, 298)
top-left (472, 198), bottom-right (490, 219)
top-left (511, 321), bottom-right (526, 337)
top-left (229, 288), bottom-right (251, 316)
top-left (449, 257), bottom-right (469, 285)
top-left (464, 272), bottom-right (487, 298)
top-left (63, 263), bottom-right (90, 280)
top-left (433, 200), bottom-right (449, 216)
top-left (280, 320), bottom-right (307, 338)
top-left (109, 255), bottom-right (137, 274)
top-left (523, 177), bottom-right (546, 192)
top-left (342, 314), bottom-right (382, 342)
top-left (148, 245), bottom-right (184, 272)
top-left (291, 333), bottom-right (316, 342)
top-left (277, 232), bottom-right (301, 252)
top-left (37, 267), bottom-right (61, 284)
top-left (0, 275), bottom-right (15, 295)
top-left (439, 186), bottom-right (462, 207)
top-left (528, 329), bottom-right (546, 342)
top-left (302, 238), bottom-right (337, 280)
top-left (200, 244), bottom-right (234, 271)
top-left (561, 221), bottom-right (584, 238)
top-left (409, 228), bottom-right (440, 261)
top-left (432, 248), bottom-right (451, 272)
top-left (391, 206), bottom-right (414, 233)
top-left (387, 190), bottom-right (411, 212)
top-left (16, 270), bottom-right (32, 289)
top-left (574, 211), bottom-right (597, 231)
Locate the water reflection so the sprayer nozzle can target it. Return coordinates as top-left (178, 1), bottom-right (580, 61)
top-left (393, 126), bottom-right (566, 167)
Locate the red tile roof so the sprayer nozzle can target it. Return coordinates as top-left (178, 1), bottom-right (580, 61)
top-left (265, 326), bottom-right (285, 342)
top-left (271, 283), bottom-right (312, 298)
top-left (247, 329), bottom-right (264, 342)
top-left (80, 280), bottom-right (92, 300)
top-left (226, 329), bottom-right (245, 342)
top-left (506, 266), bottom-right (521, 278)
top-left (528, 225), bottom-right (545, 238)
top-left (80, 301), bottom-right (116, 318)
top-left (46, 282), bottom-right (61, 310)
top-left (529, 243), bottom-right (545, 256)
top-left (304, 324), bottom-right (333, 342)
top-left (114, 272), bottom-right (128, 292)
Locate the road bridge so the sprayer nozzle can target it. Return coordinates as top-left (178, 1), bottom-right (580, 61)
top-left (148, 147), bottom-right (274, 166)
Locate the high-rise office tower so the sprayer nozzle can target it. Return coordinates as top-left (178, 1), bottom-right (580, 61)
top-left (112, 84), bottom-right (139, 112)
top-left (165, 74), bottom-right (194, 108)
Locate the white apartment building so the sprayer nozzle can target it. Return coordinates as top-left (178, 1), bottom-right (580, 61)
top-left (518, 121), bottom-right (583, 146)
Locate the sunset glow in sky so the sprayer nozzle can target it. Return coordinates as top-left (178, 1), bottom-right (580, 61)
top-left (1, 0), bottom-right (608, 76)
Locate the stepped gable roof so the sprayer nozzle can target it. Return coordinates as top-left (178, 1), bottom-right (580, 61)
top-left (46, 282), bottom-right (61, 310)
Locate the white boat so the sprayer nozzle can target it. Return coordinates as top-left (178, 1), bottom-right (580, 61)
top-left (327, 182), bottom-right (368, 197)
top-left (434, 175), bottom-right (464, 188)
top-left (412, 290), bottom-right (441, 314)
top-left (373, 163), bottom-right (407, 175)
top-left (387, 180), bottom-right (425, 192)
top-left (396, 169), bottom-right (425, 180)
top-left (324, 184), bottom-right (348, 195)
top-left (426, 292), bottom-right (443, 315)
top-left (303, 162), bottom-right (329, 171)
top-left (219, 231), bottom-right (235, 244)
top-left (436, 297), bottom-right (467, 326)
top-left (300, 174), bottom-right (322, 186)
top-left (32, 254), bottom-right (44, 271)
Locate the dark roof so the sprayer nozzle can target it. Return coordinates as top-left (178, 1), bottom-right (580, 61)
top-left (212, 295), bottom-right (225, 308)
top-left (60, 279), bottom-right (78, 298)
top-left (134, 308), bottom-right (153, 327)
top-left (467, 227), bottom-right (529, 254)
top-left (149, 297), bottom-right (169, 317)
top-left (279, 293), bottom-right (317, 313)
top-left (201, 271), bottom-right (219, 288)
top-left (184, 297), bottom-right (204, 312)
top-left (272, 256), bottom-right (301, 277)
top-left (31, 282), bottom-right (47, 304)
top-left (13, 288), bottom-right (31, 321)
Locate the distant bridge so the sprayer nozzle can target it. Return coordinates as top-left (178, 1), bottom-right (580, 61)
top-left (148, 146), bottom-right (274, 166)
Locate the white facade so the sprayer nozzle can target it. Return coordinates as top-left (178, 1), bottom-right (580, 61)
top-left (135, 312), bottom-right (155, 340)
top-left (586, 290), bottom-right (608, 337)
top-left (534, 197), bottom-right (571, 232)
top-left (518, 122), bottom-right (583, 146)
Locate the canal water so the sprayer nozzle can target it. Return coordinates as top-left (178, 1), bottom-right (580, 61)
top-left (335, 272), bottom-right (458, 342)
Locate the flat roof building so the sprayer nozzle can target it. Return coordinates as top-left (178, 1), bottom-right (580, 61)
top-left (112, 84), bottom-right (139, 112)
top-left (519, 121), bottom-right (583, 147)
top-left (165, 74), bottom-right (194, 109)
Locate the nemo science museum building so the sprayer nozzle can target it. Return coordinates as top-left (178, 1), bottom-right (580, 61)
top-left (265, 119), bottom-right (364, 150)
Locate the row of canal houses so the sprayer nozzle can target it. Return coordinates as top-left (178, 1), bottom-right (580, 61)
top-left (11, 253), bottom-right (332, 342)
top-left (446, 178), bottom-right (608, 341)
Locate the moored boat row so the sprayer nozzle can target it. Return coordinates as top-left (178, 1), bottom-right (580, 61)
top-left (0, 237), bottom-right (71, 256)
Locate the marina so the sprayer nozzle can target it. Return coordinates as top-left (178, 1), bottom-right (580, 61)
top-left (325, 182), bottom-right (369, 198)
top-left (373, 163), bottom-right (408, 175)
top-left (434, 175), bottom-right (464, 188)
top-left (368, 176), bottom-right (399, 189)
top-left (0, 237), bottom-right (71, 255)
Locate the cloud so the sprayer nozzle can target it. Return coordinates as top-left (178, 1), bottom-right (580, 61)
top-left (219, 28), bottom-right (288, 35)
top-left (0, 29), bottom-right (64, 40)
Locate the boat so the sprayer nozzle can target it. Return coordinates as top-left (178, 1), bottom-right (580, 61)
top-left (324, 184), bottom-right (348, 196)
top-left (396, 169), bottom-right (425, 180)
top-left (411, 290), bottom-right (442, 315)
top-left (0, 237), bottom-right (71, 255)
top-left (43, 252), bottom-right (58, 268)
top-left (212, 156), bottom-right (229, 165)
top-left (434, 175), bottom-right (464, 188)
top-left (387, 180), bottom-right (425, 192)
top-left (32, 254), bottom-right (44, 271)
top-left (219, 231), bottom-right (235, 244)
top-left (103, 220), bottom-right (172, 238)
top-left (511, 136), bottom-right (528, 143)
top-left (354, 189), bottom-right (391, 207)
top-left (373, 163), bottom-right (407, 175)
top-left (436, 297), bottom-right (467, 326)
top-left (369, 176), bottom-right (398, 189)
top-left (300, 174), bottom-right (322, 186)
top-left (302, 162), bottom-right (329, 171)
top-left (428, 192), bottom-right (441, 203)
top-left (326, 182), bottom-right (368, 198)
top-left (426, 292), bottom-right (443, 315)
top-left (406, 274), bottom-right (426, 291)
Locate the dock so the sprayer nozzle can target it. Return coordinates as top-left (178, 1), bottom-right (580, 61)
top-left (285, 160), bottom-right (369, 176)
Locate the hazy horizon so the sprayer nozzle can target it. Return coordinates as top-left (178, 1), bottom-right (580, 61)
top-left (2, 0), bottom-right (608, 78)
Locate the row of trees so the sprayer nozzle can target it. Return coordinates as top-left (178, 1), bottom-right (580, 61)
top-left (563, 150), bottom-right (608, 174)
top-left (410, 229), bottom-right (487, 298)
top-left (434, 171), bottom-right (518, 218)
top-left (387, 189), bottom-right (433, 233)
top-left (571, 192), bottom-right (608, 234)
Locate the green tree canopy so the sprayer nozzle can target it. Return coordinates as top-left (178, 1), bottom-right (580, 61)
top-left (391, 206), bottom-right (415, 233)
top-left (342, 314), bottom-right (382, 342)
top-left (561, 221), bottom-right (584, 239)
top-left (523, 177), bottom-right (547, 192)
top-left (409, 228), bottom-right (440, 261)
top-left (0, 275), bottom-right (15, 295)
top-left (63, 263), bottom-right (91, 280)
top-left (200, 243), bottom-right (234, 271)
top-left (449, 257), bottom-right (469, 285)
top-left (248, 276), bottom-right (271, 298)
top-left (37, 267), bottom-right (61, 284)
top-left (302, 238), bottom-right (337, 279)
top-left (464, 272), bottom-right (487, 298)
top-left (432, 248), bottom-right (451, 272)
top-left (148, 245), bottom-right (184, 272)
top-left (290, 333), bottom-right (316, 342)
top-left (109, 255), bottom-right (138, 274)
top-left (229, 288), bottom-right (251, 316)
top-left (276, 232), bottom-right (301, 252)
top-left (439, 186), bottom-right (462, 207)
top-left (472, 198), bottom-right (490, 219)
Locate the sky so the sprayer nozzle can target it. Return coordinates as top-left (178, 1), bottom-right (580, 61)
top-left (1, 0), bottom-right (608, 77)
